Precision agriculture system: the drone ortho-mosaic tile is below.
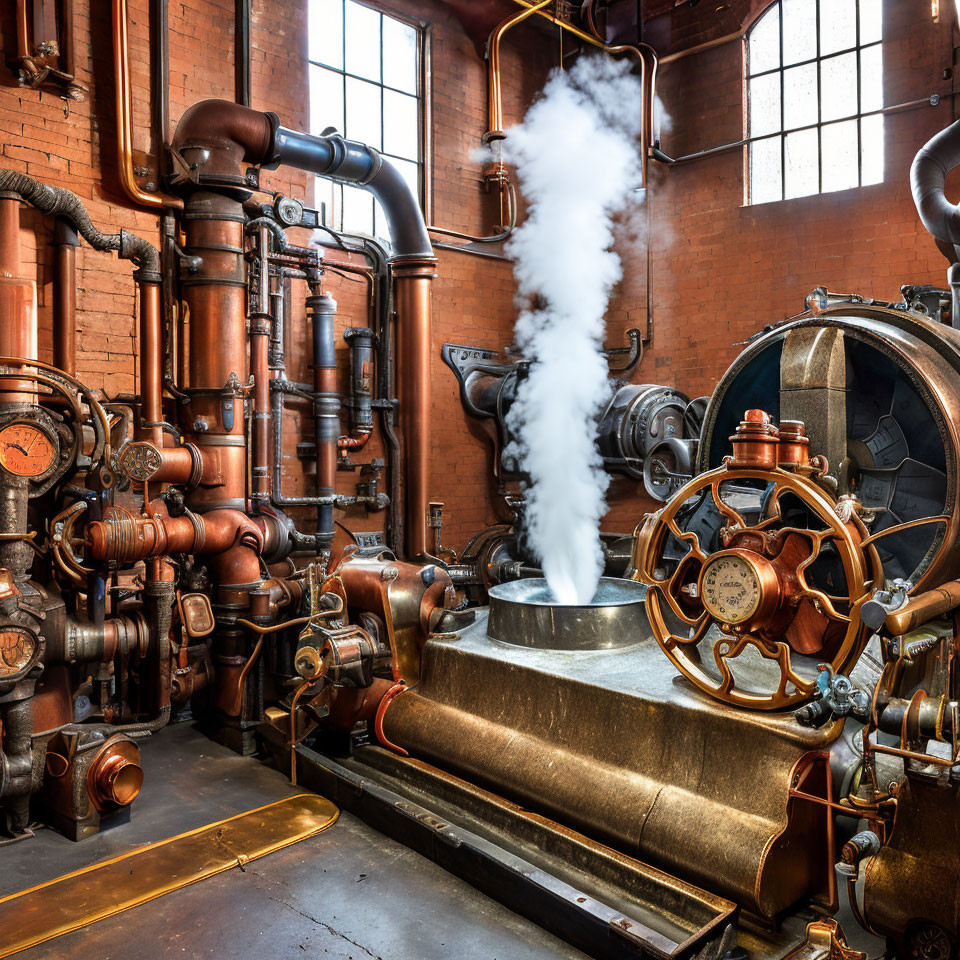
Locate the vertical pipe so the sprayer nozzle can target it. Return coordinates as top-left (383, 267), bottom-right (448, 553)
top-left (181, 192), bottom-right (248, 510)
top-left (0, 196), bottom-right (37, 404)
top-left (53, 218), bottom-right (79, 377)
top-left (309, 291), bottom-right (339, 551)
top-left (250, 323), bottom-right (271, 502)
top-left (138, 280), bottom-right (164, 446)
top-left (235, 0), bottom-right (251, 107)
top-left (393, 260), bottom-right (436, 559)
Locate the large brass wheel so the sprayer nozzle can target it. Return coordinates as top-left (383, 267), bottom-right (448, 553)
top-left (634, 464), bottom-right (883, 710)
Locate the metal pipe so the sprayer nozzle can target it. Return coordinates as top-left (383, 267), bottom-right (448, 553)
top-left (235, 0), bottom-right (251, 107)
top-left (309, 291), bottom-right (340, 551)
top-left (486, 0), bottom-right (553, 143)
top-left (394, 261), bottom-right (436, 558)
top-left (53, 218), bottom-right (79, 377)
top-left (138, 280), bottom-right (164, 446)
top-left (912, 114), bottom-right (960, 258)
top-left (0, 196), bottom-right (37, 404)
top-left (171, 102), bottom-right (436, 557)
top-left (112, 0), bottom-right (182, 210)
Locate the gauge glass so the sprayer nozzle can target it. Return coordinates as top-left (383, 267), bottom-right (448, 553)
top-left (0, 629), bottom-right (35, 676)
top-left (0, 422), bottom-right (57, 478)
top-left (701, 555), bottom-right (761, 624)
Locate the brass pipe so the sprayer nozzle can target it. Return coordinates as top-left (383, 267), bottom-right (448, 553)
top-left (885, 580), bottom-right (960, 635)
top-left (111, 0), bottom-right (182, 210)
top-left (53, 219), bottom-right (79, 377)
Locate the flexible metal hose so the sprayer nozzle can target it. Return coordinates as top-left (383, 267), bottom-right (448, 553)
top-left (0, 168), bottom-right (160, 281)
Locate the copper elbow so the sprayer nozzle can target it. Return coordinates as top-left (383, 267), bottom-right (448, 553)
top-left (171, 99), bottom-right (276, 182)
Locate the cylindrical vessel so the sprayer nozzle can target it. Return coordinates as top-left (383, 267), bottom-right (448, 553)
top-left (344, 326), bottom-right (374, 438)
top-left (487, 577), bottom-right (648, 650)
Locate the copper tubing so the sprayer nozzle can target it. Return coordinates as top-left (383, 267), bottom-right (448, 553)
top-left (485, 0), bottom-right (552, 142)
top-left (885, 580), bottom-right (960, 635)
top-left (394, 261), bottom-right (436, 558)
top-left (0, 196), bottom-right (37, 403)
top-left (53, 220), bottom-right (78, 377)
top-left (112, 0), bottom-right (182, 210)
top-left (138, 281), bottom-right (164, 445)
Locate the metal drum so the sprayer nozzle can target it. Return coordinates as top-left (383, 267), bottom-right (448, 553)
top-left (486, 577), bottom-right (648, 650)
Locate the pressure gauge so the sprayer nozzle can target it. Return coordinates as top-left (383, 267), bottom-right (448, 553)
top-left (275, 196), bottom-right (304, 226)
top-left (700, 553), bottom-right (763, 625)
top-left (0, 421), bottom-right (58, 479)
top-left (0, 627), bottom-right (37, 677)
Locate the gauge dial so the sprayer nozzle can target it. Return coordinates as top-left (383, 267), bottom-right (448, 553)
top-left (701, 554), bottom-right (762, 625)
top-left (0, 422), bottom-right (57, 478)
top-left (0, 628), bottom-right (36, 676)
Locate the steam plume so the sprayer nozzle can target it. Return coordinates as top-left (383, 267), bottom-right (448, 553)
top-left (503, 56), bottom-right (645, 604)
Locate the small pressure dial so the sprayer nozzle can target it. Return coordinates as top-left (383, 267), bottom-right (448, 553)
top-left (0, 421), bottom-right (58, 478)
top-left (0, 628), bottom-right (36, 677)
top-left (700, 553), bottom-right (762, 625)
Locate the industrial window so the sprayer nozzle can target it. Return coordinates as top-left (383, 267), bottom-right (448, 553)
top-left (308, 0), bottom-right (423, 237)
top-left (746, 0), bottom-right (883, 204)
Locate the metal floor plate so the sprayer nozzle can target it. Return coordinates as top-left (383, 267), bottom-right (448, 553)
top-left (0, 794), bottom-right (339, 959)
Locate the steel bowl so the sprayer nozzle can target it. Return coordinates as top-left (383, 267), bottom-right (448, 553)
top-left (486, 577), bottom-right (648, 650)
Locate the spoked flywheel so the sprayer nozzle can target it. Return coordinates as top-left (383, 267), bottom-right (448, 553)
top-left (634, 410), bottom-right (883, 711)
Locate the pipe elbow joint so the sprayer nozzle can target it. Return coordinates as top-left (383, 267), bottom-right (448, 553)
top-left (911, 118), bottom-right (960, 255)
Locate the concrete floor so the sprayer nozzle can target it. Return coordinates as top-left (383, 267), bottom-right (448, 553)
top-left (8, 723), bottom-right (588, 960)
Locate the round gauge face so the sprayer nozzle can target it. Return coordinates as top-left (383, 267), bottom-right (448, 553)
top-left (701, 554), bottom-right (762, 625)
top-left (0, 628), bottom-right (36, 676)
top-left (0, 422), bottom-right (57, 478)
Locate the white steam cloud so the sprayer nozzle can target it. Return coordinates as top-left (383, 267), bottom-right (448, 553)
top-left (502, 56), bottom-right (645, 605)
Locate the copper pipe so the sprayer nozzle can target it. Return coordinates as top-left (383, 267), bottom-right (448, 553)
top-left (0, 197), bottom-right (37, 404)
top-left (16, 0), bottom-right (30, 61)
top-left (88, 506), bottom-right (263, 564)
top-left (486, 0), bottom-right (552, 142)
top-left (181, 198), bottom-right (248, 510)
top-left (394, 261), bottom-right (436, 559)
top-left (138, 281), bottom-right (164, 445)
top-left (0, 197), bottom-right (22, 278)
top-left (53, 219), bottom-right (78, 377)
top-left (112, 0), bottom-right (182, 210)
top-left (885, 580), bottom-right (960, 635)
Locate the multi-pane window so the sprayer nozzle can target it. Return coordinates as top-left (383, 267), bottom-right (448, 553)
top-left (746, 0), bottom-right (883, 204)
top-left (308, 0), bottom-right (423, 237)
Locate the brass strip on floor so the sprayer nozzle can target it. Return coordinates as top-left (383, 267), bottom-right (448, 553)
top-left (0, 793), bottom-right (339, 959)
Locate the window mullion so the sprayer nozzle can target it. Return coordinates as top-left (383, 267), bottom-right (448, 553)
top-left (779, 0), bottom-right (785, 201)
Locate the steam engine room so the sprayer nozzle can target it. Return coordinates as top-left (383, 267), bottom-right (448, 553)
top-left (2, 1), bottom-right (960, 959)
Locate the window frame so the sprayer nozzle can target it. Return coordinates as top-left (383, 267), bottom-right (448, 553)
top-left (307, 0), bottom-right (429, 238)
top-left (743, 0), bottom-right (883, 205)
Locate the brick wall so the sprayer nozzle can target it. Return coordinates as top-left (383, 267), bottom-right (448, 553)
top-left (4, 0), bottom-right (951, 553)
top-left (0, 0), bottom-right (553, 552)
